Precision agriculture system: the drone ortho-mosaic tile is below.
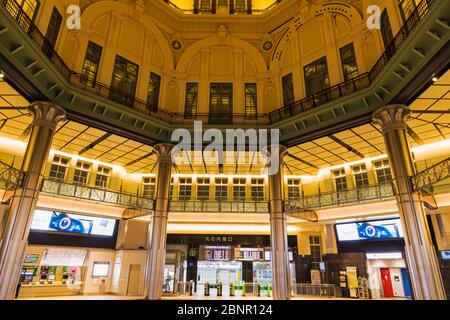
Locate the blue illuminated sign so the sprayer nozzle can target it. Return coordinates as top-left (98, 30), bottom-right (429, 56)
top-left (335, 218), bottom-right (404, 241)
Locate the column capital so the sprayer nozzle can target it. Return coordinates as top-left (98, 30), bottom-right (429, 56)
top-left (28, 101), bottom-right (66, 131)
top-left (154, 143), bottom-right (175, 165)
top-left (372, 104), bottom-right (411, 133)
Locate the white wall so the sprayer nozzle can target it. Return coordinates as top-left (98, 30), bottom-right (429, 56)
top-left (366, 259), bottom-right (407, 299)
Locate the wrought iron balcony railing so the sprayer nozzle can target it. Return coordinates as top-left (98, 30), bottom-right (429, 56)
top-left (283, 202), bottom-right (318, 222)
top-left (412, 156), bottom-right (450, 191)
top-left (164, 0), bottom-right (280, 15)
top-left (0, 0), bottom-right (438, 125)
top-left (0, 160), bottom-right (23, 190)
top-left (169, 199), bottom-right (269, 213)
top-left (286, 182), bottom-right (395, 211)
top-left (40, 178), bottom-right (154, 210)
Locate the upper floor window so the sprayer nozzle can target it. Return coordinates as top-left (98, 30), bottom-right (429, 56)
top-left (16, 0), bottom-right (40, 21)
top-left (235, 0), bottom-right (246, 11)
top-left (380, 9), bottom-right (394, 51)
top-left (309, 236), bottom-right (322, 269)
top-left (95, 166), bottom-right (111, 188)
top-left (374, 159), bottom-right (392, 183)
top-left (110, 55), bottom-right (139, 108)
top-left (333, 169), bottom-right (348, 192)
top-left (245, 83), bottom-right (257, 119)
top-left (304, 57), bottom-right (330, 97)
top-left (197, 178), bottom-right (210, 200)
top-left (209, 83), bottom-right (233, 124)
top-left (352, 164), bottom-right (369, 188)
top-left (147, 72), bottom-right (161, 113)
top-left (49, 155), bottom-right (69, 181)
top-left (170, 177), bottom-right (174, 198)
top-left (215, 178), bottom-right (228, 200)
top-left (282, 73), bottom-right (295, 107)
top-left (340, 43), bottom-right (358, 81)
top-left (143, 177), bottom-right (156, 199)
top-left (251, 178), bottom-right (264, 201)
top-left (233, 178), bottom-right (246, 201)
top-left (287, 179), bottom-right (301, 199)
top-left (200, 0), bottom-right (211, 13)
top-left (73, 161), bottom-right (90, 185)
top-left (399, 0), bottom-right (419, 22)
top-left (178, 178), bottom-right (192, 200)
top-left (81, 41), bottom-right (103, 87)
top-left (185, 83), bottom-right (198, 117)
top-left (45, 7), bottom-right (62, 49)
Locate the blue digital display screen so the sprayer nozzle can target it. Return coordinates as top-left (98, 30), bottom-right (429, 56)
top-left (441, 251), bottom-right (450, 260)
top-left (335, 218), bottom-right (404, 241)
top-left (31, 210), bottom-right (116, 237)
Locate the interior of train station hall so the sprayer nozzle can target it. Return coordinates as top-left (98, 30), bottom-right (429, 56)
top-left (0, 0), bottom-right (449, 301)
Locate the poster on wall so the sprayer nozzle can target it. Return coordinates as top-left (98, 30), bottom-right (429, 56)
top-left (346, 267), bottom-right (358, 298)
top-left (31, 210), bottom-right (116, 236)
top-left (335, 218), bottom-right (404, 241)
top-left (92, 262), bottom-right (110, 277)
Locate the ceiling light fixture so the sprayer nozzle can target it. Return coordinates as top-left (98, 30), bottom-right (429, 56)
top-left (0, 71), bottom-right (5, 79)
top-left (432, 76), bottom-right (438, 82)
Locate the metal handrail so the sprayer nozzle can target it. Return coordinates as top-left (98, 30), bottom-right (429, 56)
top-left (287, 182), bottom-right (395, 211)
top-left (40, 178), bottom-right (154, 210)
top-left (412, 156), bottom-right (450, 191)
top-left (0, 160), bottom-right (24, 190)
top-left (164, 0), bottom-right (281, 15)
top-left (169, 199), bottom-right (269, 213)
top-left (292, 283), bottom-right (336, 298)
top-left (0, 0), bottom-right (438, 125)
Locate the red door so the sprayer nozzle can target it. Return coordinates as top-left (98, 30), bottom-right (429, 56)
top-left (380, 268), bottom-right (394, 298)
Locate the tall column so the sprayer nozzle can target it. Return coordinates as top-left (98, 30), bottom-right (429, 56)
top-left (0, 102), bottom-right (65, 300)
top-left (373, 104), bottom-right (446, 300)
top-left (145, 143), bottom-right (174, 300)
top-left (267, 145), bottom-right (291, 300)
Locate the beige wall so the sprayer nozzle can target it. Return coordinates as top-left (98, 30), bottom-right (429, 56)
top-left (111, 249), bottom-right (147, 296)
top-left (27, 0), bottom-right (406, 114)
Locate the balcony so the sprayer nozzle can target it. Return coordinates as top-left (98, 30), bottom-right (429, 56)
top-left (169, 199), bottom-right (269, 213)
top-left (413, 156), bottom-right (450, 192)
top-left (0, 159), bottom-right (23, 191)
top-left (164, 0), bottom-right (280, 15)
top-left (0, 0), bottom-right (444, 137)
top-left (40, 178), bottom-right (154, 211)
top-left (286, 182), bottom-right (395, 211)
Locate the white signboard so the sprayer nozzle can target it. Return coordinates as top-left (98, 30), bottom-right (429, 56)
top-left (40, 248), bottom-right (87, 266)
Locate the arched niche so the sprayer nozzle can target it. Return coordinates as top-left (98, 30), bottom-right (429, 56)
top-left (81, 0), bottom-right (174, 69)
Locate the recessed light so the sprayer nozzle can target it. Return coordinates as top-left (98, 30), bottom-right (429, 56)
top-left (0, 71), bottom-right (5, 79)
top-left (432, 76), bottom-right (438, 82)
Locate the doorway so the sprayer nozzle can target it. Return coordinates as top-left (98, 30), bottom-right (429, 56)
top-left (380, 267), bottom-right (394, 298)
top-left (126, 264), bottom-right (141, 296)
